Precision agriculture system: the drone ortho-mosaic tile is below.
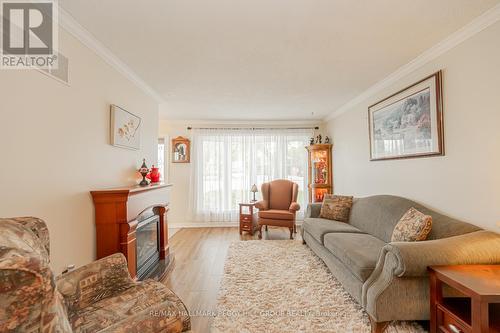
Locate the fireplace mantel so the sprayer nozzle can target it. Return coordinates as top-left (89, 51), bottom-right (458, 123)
top-left (90, 183), bottom-right (173, 279)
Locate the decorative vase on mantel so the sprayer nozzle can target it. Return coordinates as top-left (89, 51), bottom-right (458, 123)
top-left (138, 159), bottom-right (150, 186)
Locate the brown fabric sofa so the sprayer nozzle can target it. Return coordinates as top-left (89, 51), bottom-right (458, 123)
top-left (301, 195), bottom-right (500, 332)
top-left (255, 179), bottom-right (300, 239)
top-left (0, 217), bottom-right (190, 333)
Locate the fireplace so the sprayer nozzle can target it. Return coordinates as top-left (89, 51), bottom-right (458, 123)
top-left (90, 183), bottom-right (173, 280)
top-left (136, 214), bottom-right (160, 280)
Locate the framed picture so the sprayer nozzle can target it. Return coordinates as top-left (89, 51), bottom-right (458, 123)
top-left (172, 136), bottom-right (190, 163)
top-left (110, 105), bottom-right (141, 150)
top-left (368, 71), bottom-right (444, 161)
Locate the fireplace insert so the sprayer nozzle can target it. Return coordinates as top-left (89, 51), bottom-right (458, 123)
top-left (136, 214), bottom-right (160, 280)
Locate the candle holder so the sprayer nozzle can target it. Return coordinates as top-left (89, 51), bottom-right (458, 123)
top-left (138, 159), bottom-right (149, 186)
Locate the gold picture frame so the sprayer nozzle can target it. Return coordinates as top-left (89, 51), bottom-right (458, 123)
top-left (172, 136), bottom-right (190, 163)
top-left (368, 71), bottom-right (444, 161)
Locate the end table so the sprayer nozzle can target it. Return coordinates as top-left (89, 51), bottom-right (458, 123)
top-left (428, 265), bottom-right (500, 333)
top-left (239, 202), bottom-right (258, 235)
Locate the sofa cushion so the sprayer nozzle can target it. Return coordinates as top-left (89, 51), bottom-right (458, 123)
top-left (69, 280), bottom-right (190, 333)
top-left (320, 195), bottom-right (353, 222)
top-left (302, 218), bottom-right (366, 244)
top-left (391, 207), bottom-right (432, 242)
top-left (349, 195), bottom-right (481, 243)
top-left (258, 209), bottom-right (294, 220)
top-left (324, 233), bottom-right (385, 281)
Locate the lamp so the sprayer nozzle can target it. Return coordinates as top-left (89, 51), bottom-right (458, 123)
top-left (250, 184), bottom-right (258, 202)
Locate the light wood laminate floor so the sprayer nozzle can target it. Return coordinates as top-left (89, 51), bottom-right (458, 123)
top-left (162, 226), bottom-right (303, 333)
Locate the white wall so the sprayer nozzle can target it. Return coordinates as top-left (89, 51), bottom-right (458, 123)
top-left (0, 29), bottom-right (159, 273)
top-left (159, 120), bottom-right (324, 226)
top-left (326, 21), bottom-right (500, 231)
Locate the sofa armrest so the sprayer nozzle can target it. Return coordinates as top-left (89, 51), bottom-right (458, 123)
top-left (383, 231), bottom-right (500, 278)
top-left (305, 203), bottom-right (322, 218)
top-left (255, 200), bottom-right (268, 210)
top-left (289, 202), bottom-right (300, 212)
top-left (56, 253), bottom-right (135, 315)
top-left (362, 230), bottom-right (500, 314)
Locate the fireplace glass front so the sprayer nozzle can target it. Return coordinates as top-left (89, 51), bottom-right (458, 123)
top-left (136, 215), bottom-right (160, 280)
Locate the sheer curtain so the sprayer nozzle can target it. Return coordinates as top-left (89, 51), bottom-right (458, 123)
top-left (188, 128), bottom-right (313, 222)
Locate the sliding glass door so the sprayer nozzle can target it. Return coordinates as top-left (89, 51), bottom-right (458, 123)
top-left (188, 128), bottom-right (312, 222)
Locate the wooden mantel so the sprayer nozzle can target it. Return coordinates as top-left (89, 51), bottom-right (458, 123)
top-left (90, 183), bottom-right (173, 279)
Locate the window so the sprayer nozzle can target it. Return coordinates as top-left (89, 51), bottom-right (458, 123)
top-left (158, 138), bottom-right (166, 182)
top-left (188, 128), bottom-right (312, 222)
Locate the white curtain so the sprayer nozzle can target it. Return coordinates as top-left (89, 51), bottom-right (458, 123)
top-left (188, 128), bottom-right (313, 222)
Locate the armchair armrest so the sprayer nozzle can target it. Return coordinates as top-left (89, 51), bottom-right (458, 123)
top-left (382, 231), bottom-right (500, 278)
top-left (305, 203), bottom-right (322, 218)
top-left (56, 253), bottom-right (135, 314)
top-left (289, 202), bottom-right (300, 212)
top-left (255, 200), bottom-right (268, 210)
top-left (7, 217), bottom-right (50, 256)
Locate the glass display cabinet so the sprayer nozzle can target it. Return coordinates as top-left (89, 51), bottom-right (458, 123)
top-left (306, 144), bottom-right (333, 203)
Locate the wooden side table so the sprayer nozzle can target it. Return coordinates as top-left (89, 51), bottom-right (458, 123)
top-left (428, 265), bottom-right (500, 333)
top-left (239, 203), bottom-right (257, 235)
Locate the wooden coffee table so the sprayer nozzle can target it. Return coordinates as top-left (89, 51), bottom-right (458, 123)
top-left (428, 265), bottom-right (500, 333)
top-left (239, 202), bottom-right (258, 235)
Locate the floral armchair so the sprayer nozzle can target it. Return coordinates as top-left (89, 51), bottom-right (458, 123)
top-left (0, 217), bottom-right (190, 332)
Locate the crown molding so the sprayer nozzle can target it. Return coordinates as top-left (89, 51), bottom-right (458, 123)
top-left (58, 7), bottom-right (165, 104)
top-left (324, 3), bottom-right (500, 121)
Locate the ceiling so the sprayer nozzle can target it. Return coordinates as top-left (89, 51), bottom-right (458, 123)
top-left (60, 0), bottom-right (499, 121)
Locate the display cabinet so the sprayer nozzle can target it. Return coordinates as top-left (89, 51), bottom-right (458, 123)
top-left (306, 144), bottom-right (333, 203)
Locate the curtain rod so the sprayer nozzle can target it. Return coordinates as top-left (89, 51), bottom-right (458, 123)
top-left (187, 126), bottom-right (319, 130)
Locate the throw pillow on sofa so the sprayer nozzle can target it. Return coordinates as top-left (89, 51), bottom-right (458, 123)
top-left (391, 207), bottom-right (432, 242)
top-left (319, 194), bottom-right (353, 222)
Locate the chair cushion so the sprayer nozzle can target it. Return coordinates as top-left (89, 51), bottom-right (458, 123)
top-left (0, 219), bottom-right (72, 333)
top-left (324, 233), bottom-right (385, 281)
top-left (302, 218), bottom-right (365, 244)
top-left (320, 195), bottom-right (353, 222)
top-left (69, 280), bottom-right (190, 333)
top-left (258, 209), bottom-right (294, 220)
top-left (391, 207), bottom-right (433, 242)
top-left (268, 180), bottom-right (293, 210)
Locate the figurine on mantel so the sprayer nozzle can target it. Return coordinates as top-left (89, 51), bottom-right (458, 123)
top-left (315, 134), bottom-right (322, 144)
top-left (325, 136), bottom-right (330, 144)
top-left (138, 159), bottom-right (149, 186)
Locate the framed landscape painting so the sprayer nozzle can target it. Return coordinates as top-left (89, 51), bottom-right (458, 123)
top-left (110, 105), bottom-right (141, 150)
top-left (368, 71), bottom-right (444, 161)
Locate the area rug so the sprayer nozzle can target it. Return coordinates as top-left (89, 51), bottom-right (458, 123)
top-left (212, 240), bottom-right (426, 333)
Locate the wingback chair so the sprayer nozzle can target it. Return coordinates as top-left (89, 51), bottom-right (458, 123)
top-left (0, 217), bottom-right (190, 333)
top-left (255, 179), bottom-right (300, 239)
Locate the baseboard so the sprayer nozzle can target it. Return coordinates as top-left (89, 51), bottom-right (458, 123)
top-left (169, 220), bottom-right (304, 229)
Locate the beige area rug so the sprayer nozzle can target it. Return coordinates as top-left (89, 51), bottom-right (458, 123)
top-left (212, 240), bottom-right (426, 333)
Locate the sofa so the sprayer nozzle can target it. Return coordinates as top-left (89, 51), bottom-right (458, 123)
top-left (301, 195), bottom-right (500, 332)
top-left (0, 217), bottom-right (191, 333)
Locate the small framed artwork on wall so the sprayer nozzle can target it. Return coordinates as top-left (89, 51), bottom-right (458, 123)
top-left (110, 105), bottom-right (141, 150)
top-left (172, 136), bottom-right (190, 163)
top-left (368, 71), bottom-right (444, 161)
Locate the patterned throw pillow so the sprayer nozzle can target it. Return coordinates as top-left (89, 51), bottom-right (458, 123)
top-left (319, 195), bottom-right (353, 222)
top-left (391, 207), bottom-right (433, 242)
